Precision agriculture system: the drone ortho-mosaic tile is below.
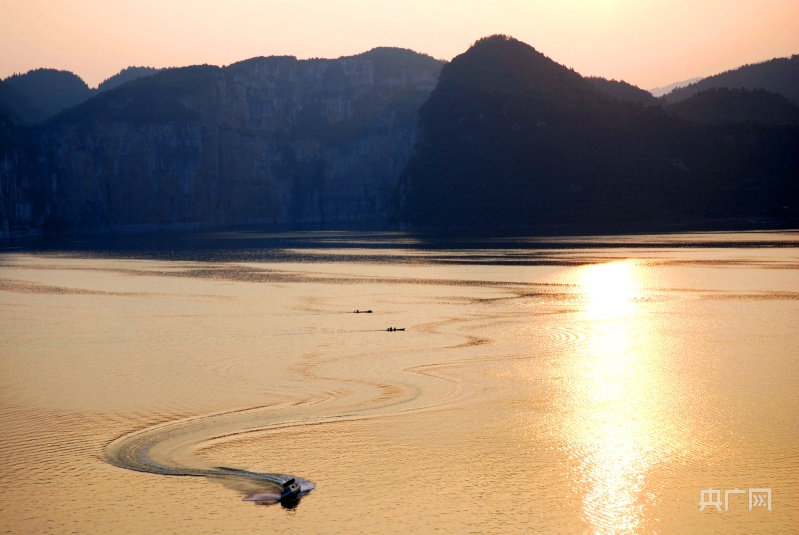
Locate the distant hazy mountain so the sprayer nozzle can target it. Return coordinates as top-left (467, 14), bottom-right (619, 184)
top-left (97, 66), bottom-right (161, 93)
top-left (587, 77), bottom-right (658, 105)
top-left (0, 69), bottom-right (93, 124)
top-left (663, 55), bottom-right (799, 103)
top-left (649, 77), bottom-right (702, 98)
top-left (399, 35), bottom-right (799, 230)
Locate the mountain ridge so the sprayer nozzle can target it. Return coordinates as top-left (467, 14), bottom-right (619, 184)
top-left (399, 35), bottom-right (799, 230)
top-left (663, 55), bottom-right (799, 104)
top-left (1, 48), bottom-right (444, 237)
top-left (2, 38), bottom-right (797, 238)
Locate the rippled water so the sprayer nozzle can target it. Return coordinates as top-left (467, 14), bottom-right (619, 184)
top-left (1, 230), bottom-right (797, 533)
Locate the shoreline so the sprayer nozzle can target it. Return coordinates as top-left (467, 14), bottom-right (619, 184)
top-left (3, 217), bottom-right (797, 252)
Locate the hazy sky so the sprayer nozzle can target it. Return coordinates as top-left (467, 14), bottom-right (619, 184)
top-left (2, 0), bottom-right (797, 90)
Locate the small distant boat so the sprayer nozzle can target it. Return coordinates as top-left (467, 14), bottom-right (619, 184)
top-left (280, 478), bottom-right (301, 500)
top-left (386, 327), bottom-right (405, 332)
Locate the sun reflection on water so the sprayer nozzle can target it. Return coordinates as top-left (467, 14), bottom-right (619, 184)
top-left (561, 261), bottom-right (670, 534)
top-left (581, 260), bottom-right (639, 321)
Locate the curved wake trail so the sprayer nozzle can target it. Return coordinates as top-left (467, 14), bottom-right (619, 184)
top-left (102, 313), bottom-right (481, 503)
top-left (103, 408), bottom-right (317, 500)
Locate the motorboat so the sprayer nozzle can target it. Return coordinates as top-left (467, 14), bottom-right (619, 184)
top-left (280, 478), bottom-right (301, 501)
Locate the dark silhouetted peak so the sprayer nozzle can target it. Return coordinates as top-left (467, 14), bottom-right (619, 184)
top-left (663, 55), bottom-right (799, 104)
top-left (1, 68), bottom-right (93, 124)
top-left (97, 66), bottom-right (161, 93)
top-left (670, 87), bottom-right (799, 124)
top-left (437, 35), bottom-right (590, 97)
top-left (588, 76), bottom-right (659, 105)
top-left (400, 35), bottom-right (799, 231)
top-left (417, 34), bottom-right (602, 139)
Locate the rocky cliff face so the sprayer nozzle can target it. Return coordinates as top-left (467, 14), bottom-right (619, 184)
top-left (1, 48), bottom-right (442, 236)
top-left (1, 118), bottom-right (42, 238)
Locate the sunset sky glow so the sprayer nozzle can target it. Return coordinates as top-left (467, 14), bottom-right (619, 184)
top-left (1, 0), bottom-right (798, 90)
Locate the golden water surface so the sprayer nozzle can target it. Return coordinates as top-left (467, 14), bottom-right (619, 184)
top-left (0, 231), bottom-right (797, 533)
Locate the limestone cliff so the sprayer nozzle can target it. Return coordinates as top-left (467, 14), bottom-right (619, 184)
top-left (1, 48), bottom-right (442, 236)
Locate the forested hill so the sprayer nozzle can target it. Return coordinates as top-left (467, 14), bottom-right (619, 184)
top-left (0, 69), bottom-right (93, 125)
top-left (663, 55), bottom-right (799, 104)
top-left (96, 66), bottom-right (161, 93)
top-left (587, 76), bottom-right (658, 105)
top-left (0, 67), bottom-right (161, 125)
top-left (399, 35), bottom-right (799, 230)
top-left (668, 87), bottom-right (799, 124)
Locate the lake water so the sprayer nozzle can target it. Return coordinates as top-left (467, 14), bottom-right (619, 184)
top-left (1, 230), bottom-right (797, 534)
